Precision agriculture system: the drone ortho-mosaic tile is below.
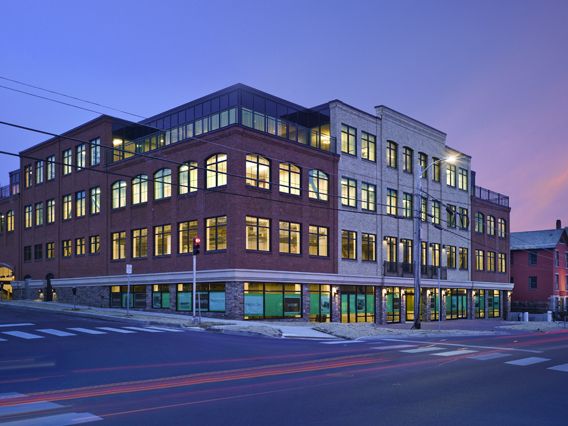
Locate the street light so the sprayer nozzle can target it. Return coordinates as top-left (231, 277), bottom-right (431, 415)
top-left (412, 154), bottom-right (458, 329)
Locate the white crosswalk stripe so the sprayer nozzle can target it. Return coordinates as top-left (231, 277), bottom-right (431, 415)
top-left (0, 401), bottom-right (62, 417)
top-left (146, 326), bottom-right (184, 332)
top-left (67, 327), bottom-right (107, 335)
top-left (96, 327), bottom-right (136, 334)
top-left (0, 323), bottom-right (35, 328)
top-left (401, 346), bottom-right (446, 354)
top-left (547, 364), bottom-right (568, 372)
top-left (36, 329), bottom-right (76, 337)
top-left (371, 345), bottom-right (417, 350)
top-left (506, 357), bottom-right (550, 366)
top-left (432, 349), bottom-right (478, 357)
top-left (320, 340), bottom-right (360, 345)
top-left (0, 412), bottom-right (102, 425)
top-left (1, 331), bottom-right (44, 340)
top-left (468, 352), bottom-right (511, 361)
top-left (123, 326), bottom-right (163, 333)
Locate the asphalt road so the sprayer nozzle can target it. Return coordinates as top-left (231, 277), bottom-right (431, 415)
top-left (1, 305), bottom-right (568, 425)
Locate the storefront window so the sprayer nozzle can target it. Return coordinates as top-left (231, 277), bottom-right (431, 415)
top-left (475, 289), bottom-right (486, 319)
top-left (446, 289), bottom-right (467, 319)
top-left (386, 287), bottom-right (401, 323)
top-left (152, 285), bottom-right (170, 309)
top-left (405, 289), bottom-right (414, 322)
top-left (244, 283), bottom-right (302, 319)
top-left (488, 290), bottom-right (501, 318)
top-left (110, 285), bottom-right (146, 309)
top-left (309, 284), bottom-right (331, 322)
top-left (340, 286), bottom-right (374, 323)
top-left (430, 289), bottom-right (440, 321)
top-left (176, 283), bottom-right (226, 312)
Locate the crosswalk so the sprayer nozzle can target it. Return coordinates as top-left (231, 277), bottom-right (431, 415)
top-left (0, 324), bottom-right (185, 343)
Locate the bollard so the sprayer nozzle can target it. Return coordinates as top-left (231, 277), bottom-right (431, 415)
top-left (522, 312), bottom-right (529, 322)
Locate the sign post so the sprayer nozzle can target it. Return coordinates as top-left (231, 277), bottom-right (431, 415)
top-left (126, 264), bottom-right (133, 316)
top-left (192, 237), bottom-right (201, 324)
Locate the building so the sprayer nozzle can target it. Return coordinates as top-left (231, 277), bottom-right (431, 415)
top-left (0, 84), bottom-right (513, 322)
top-left (510, 220), bottom-right (568, 314)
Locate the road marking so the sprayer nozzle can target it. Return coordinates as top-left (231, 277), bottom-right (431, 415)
top-left (68, 328), bottom-right (107, 335)
top-left (0, 412), bottom-right (102, 425)
top-left (36, 329), bottom-right (76, 337)
top-left (371, 345), bottom-right (417, 350)
top-left (0, 323), bottom-right (34, 328)
top-left (468, 352), bottom-right (511, 361)
top-left (123, 327), bottom-right (163, 333)
top-left (372, 338), bottom-right (543, 353)
top-left (0, 338), bottom-right (6, 342)
top-left (547, 364), bottom-right (568, 373)
top-left (505, 357), bottom-right (550, 366)
top-left (0, 393), bottom-right (25, 400)
top-left (0, 400), bottom-right (62, 417)
top-left (432, 349), bottom-right (478, 357)
top-left (401, 346), bottom-right (446, 353)
top-left (1, 331), bottom-right (44, 340)
top-left (320, 340), bottom-right (359, 345)
top-left (96, 327), bottom-right (136, 334)
top-left (146, 326), bottom-right (184, 332)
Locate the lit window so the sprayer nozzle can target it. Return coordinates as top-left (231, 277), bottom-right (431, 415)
top-left (403, 147), bottom-right (413, 173)
top-left (246, 154), bottom-right (270, 189)
top-left (446, 245), bottom-right (457, 269)
top-left (362, 233), bottom-right (376, 261)
top-left (90, 138), bottom-right (101, 166)
top-left (89, 235), bottom-right (100, 254)
top-left (487, 251), bottom-right (496, 272)
top-left (62, 194), bottom-right (73, 220)
top-left (24, 205), bottom-right (32, 228)
top-left (206, 216), bottom-right (227, 251)
top-left (23, 165), bottom-right (33, 188)
top-left (35, 161), bottom-right (44, 184)
top-left (475, 249), bottom-right (485, 271)
top-left (432, 157), bottom-right (440, 182)
top-left (154, 225), bottom-right (172, 256)
top-left (76, 191), bottom-right (86, 217)
top-left (341, 230), bottom-right (357, 260)
top-left (76, 144), bottom-right (86, 171)
top-left (361, 132), bottom-right (376, 162)
top-left (386, 141), bottom-right (397, 168)
top-left (279, 163), bottom-right (301, 196)
top-left (46, 200), bottom-right (55, 223)
top-left (458, 168), bottom-right (468, 191)
top-left (35, 202), bottom-right (44, 226)
top-left (111, 231), bottom-right (126, 260)
top-left (497, 218), bottom-right (507, 238)
top-left (90, 187), bottom-right (101, 214)
top-left (46, 242), bottom-right (55, 259)
top-left (154, 169), bottom-right (172, 200)
top-left (402, 239), bottom-right (413, 265)
top-left (6, 210), bottom-right (14, 232)
top-left (446, 164), bottom-right (456, 187)
top-left (246, 216), bottom-right (270, 251)
top-left (309, 225), bottom-right (328, 257)
top-left (447, 204), bottom-right (456, 228)
top-left (76, 238), bottom-right (86, 256)
top-left (458, 207), bottom-right (469, 230)
top-left (487, 215), bottom-right (496, 236)
top-left (112, 180), bottom-right (127, 208)
top-left (63, 149), bottom-right (73, 175)
top-left (46, 155), bottom-right (56, 180)
top-left (132, 228), bottom-right (148, 258)
top-left (497, 253), bottom-right (506, 273)
top-left (386, 189), bottom-right (398, 216)
top-left (419, 153), bottom-right (428, 178)
top-left (179, 162), bottom-right (198, 194)
top-left (308, 170), bottom-right (328, 201)
top-left (341, 177), bottom-right (357, 207)
top-left (459, 247), bottom-right (468, 270)
top-left (402, 193), bottom-right (413, 219)
top-left (62, 240), bottom-right (73, 257)
top-left (475, 212), bottom-right (485, 233)
top-left (385, 236), bottom-right (397, 263)
top-left (132, 175), bottom-right (148, 204)
top-left (341, 124), bottom-right (356, 156)
top-left (361, 183), bottom-right (376, 212)
top-left (206, 154), bottom-right (227, 188)
top-left (279, 221), bottom-right (301, 254)
top-left (421, 197), bottom-right (427, 222)
top-left (178, 220), bottom-right (198, 254)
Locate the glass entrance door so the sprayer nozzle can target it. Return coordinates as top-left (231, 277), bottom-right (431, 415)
top-left (405, 289), bottom-right (414, 322)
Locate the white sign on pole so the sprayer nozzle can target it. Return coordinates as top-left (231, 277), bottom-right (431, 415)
top-left (126, 264), bottom-right (133, 275)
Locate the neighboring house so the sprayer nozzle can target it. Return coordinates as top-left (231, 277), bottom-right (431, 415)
top-left (510, 220), bottom-right (568, 313)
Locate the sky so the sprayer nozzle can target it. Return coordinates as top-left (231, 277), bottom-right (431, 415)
top-left (0, 0), bottom-right (566, 231)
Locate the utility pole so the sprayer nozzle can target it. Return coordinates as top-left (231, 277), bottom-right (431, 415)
top-left (192, 236), bottom-right (201, 324)
top-left (413, 162), bottom-right (422, 329)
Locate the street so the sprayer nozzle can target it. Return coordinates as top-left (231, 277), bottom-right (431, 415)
top-left (1, 305), bottom-right (567, 425)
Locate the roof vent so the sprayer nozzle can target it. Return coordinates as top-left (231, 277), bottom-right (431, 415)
top-left (556, 219), bottom-right (562, 230)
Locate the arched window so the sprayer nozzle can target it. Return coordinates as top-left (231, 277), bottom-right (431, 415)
top-left (179, 162), bottom-right (198, 195)
top-left (279, 163), bottom-right (301, 196)
top-left (206, 154), bottom-right (227, 188)
top-left (308, 169), bottom-right (328, 201)
top-left (245, 154), bottom-right (270, 189)
top-left (111, 180), bottom-right (127, 209)
top-left (132, 175), bottom-right (148, 205)
top-left (475, 212), bottom-right (485, 233)
top-left (154, 169), bottom-right (172, 200)
top-left (498, 218), bottom-right (507, 238)
top-left (6, 210), bottom-right (14, 232)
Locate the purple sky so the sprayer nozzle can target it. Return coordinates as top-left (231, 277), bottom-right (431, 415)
top-left (1, 0), bottom-right (566, 231)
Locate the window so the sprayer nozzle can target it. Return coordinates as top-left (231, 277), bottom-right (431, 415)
top-left (360, 182), bottom-right (376, 212)
top-left (361, 132), bottom-right (376, 161)
top-left (487, 251), bottom-right (496, 272)
top-left (246, 154), bottom-right (271, 189)
top-left (475, 212), bottom-right (485, 233)
top-left (62, 195), bottom-right (72, 220)
top-left (47, 199), bottom-right (55, 223)
top-left (152, 285), bottom-right (170, 309)
top-left (341, 230), bottom-right (357, 260)
top-left (279, 163), bottom-right (301, 196)
top-left (431, 243), bottom-right (441, 267)
top-left (63, 149), bottom-right (72, 175)
top-left (89, 235), bottom-right (101, 254)
top-left (385, 236), bottom-right (397, 264)
top-left (132, 175), bottom-right (148, 204)
top-left (62, 239), bottom-right (73, 257)
top-left (0, 213), bottom-right (5, 233)
top-left (431, 200), bottom-right (441, 225)
top-left (308, 170), bottom-right (329, 201)
top-left (309, 226), bottom-right (328, 257)
top-left (206, 216), bottom-right (227, 251)
top-left (529, 276), bottom-right (537, 289)
top-left (24, 205), bottom-right (33, 228)
top-left (386, 189), bottom-right (398, 216)
top-left (475, 249), bottom-right (485, 271)
top-left (154, 224), bottom-right (172, 256)
top-left (177, 283), bottom-right (226, 313)
top-left (447, 204), bottom-right (456, 228)
top-left (529, 251), bottom-right (538, 265)
top-left (401, 239), bottom-right (413, 265)
top-left (420, 197), bottom-right (427, 222)
top-left (178, 220), bottom-right (198, 254)
top-left (111, 231), bottom-right (126, 260)
top-left (419, 152), bottom-right (428, 178)
top-left (458, 168), bottom-right (468, 191)
top-left (497, 218), bottom-right (507, 238)
top-left (487, 215), bottom-right (496, 236)
top-left (35, 160), bottom-right (44, 184)
top-left (206, 154), bottom-right (227, 188)
top-left (90, 138), bottom-right (101, 166)
top-left (459, 207), bottom-right (469, 230)
top-left (446, 245), bottom-right (457, 269)
top-left (386, 141), bottom-right (397, 168)
top-left (6, 210), bottom-right (14, 232)
top-left (47, 155), bottom-right (56, 180)
top-left (154, 169), bottom-right (172, 200)
top-left (90, 187), bottom-right (101, 214)
top-left (76, 237), bottom-right (86, 256)
top-left (111, 180), bottom-right (127, 209)
top-left (35, 202), bottom-right (44, 226)
top-left (459, 247), bottom-right (469, 270)
top-left (178, 162), bottom-right (198, 194)
top-left (403, 147), bottom-right (413, 173)
top-left (244, 283), bottom-right (301, 320)
top-left (279, 221), bottom-right (301, 254)
top-left (24, 246), bottom-right (32, 262)
top-left (432, 157), bottom-right (441, 182)
top-left (555, 250), bottom-right (559, 267)
top-left (23, 165), bottom-right (33, 188)
top-left (498, 253), bottom-right (506, 273)
top-left (76, 191), bottom-right (86, 217)
top-left (132, 228), bottom-right (148, 258)
top-left (46, 242), bottom-right (55, 259)
top-left (35, 244), bottom-right (43, 260)
top-left (362, 233), bottom-right (376, 261)
top-left (402, 193), bottom-right (413, 219)
top-left (246, 216), bottom-right (270, 251)
top-left (76, 144), bottom-right (86, 171)
top-left (446, 164), bottom-right (456, 187)
top-left (341, 124), bottom-right (356, 155)
top-left (341, 178), bottom-right (357, 207)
